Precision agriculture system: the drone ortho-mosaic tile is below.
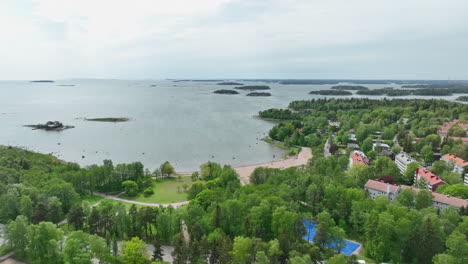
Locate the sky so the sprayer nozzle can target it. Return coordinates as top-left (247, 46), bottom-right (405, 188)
top-left (1, 0), bottom-right (468, 80)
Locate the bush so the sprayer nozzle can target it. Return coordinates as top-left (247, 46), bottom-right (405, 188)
top-left (143, 187), bottom-right (154, 197)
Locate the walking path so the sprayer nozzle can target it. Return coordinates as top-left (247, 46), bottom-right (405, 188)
top-left (235, 147), bottom-right (312, 185)
top-left (93, 192), bottom-right (189, 208)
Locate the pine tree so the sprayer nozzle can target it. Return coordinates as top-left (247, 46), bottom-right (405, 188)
top-left (152, 239), bottom-right (164, 262)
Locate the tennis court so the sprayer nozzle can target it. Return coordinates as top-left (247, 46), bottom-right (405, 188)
top-left (302, 219), bottom-right (361, 256)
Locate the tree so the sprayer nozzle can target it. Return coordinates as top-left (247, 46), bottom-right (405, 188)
top-left (231, 236), bottom-right (254, 264)
top-left (48, 196), bottom-right (63, 223)
top-left (434, 231), bottom-right (468, 264)
top-left (64, 231), bottom-right (93, 264)
top-left (327, 254), bottom-right (347, 264)
top-left (19, 195), bottom-right (33, 220)
top-left (7, 215), bottom-right (29, 256)
top-left (121, 237), bottom-right (149, 264)
top-left (361, 137), bottom-right (373, 154)
top-left (160, 161), bottom-right (175, 177)
top-left (151, 239), bottom-right (164, 262)
top-left (122, 180), bottom-right (139, 197)
top-left (28, 222), bottom-right (64, 264)
top-left (432, 160), bottom-right (452, 175)
top-left (420, 145), bottom-right (434, 164)
top-left (397, 188), bottom-right (415, 208)
top-left (416, 216), bottom-right (444, 264)
top-left (255, 251), bottom-right (269, 264)
top-left (415, 190), bottom-right (433, 209)
top-left (374, 156), bottom-right (400, 178)
top-left (367, 150), bottom-right (377, 160)
top-left (290, 255), bottom-right (313, 264)
top-left (314, 211), bottom-right (333, 247)
top-left (437, 184), bottom-right (468, 199)
top-left (172, 232), bottom-right (189, 264)
top-left (404, 162), bottom-right (420, 185)
top-left (347, 164), bottom-right (375, 186)
top-left (440, 171), bottom-right (463, 185)
top-left (89, 235), bottom-right (111, 263)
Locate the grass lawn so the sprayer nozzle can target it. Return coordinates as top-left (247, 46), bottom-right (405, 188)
top-left (79, 194), bottom-right (105, 205)
top-left (122, 176), bottom-right (192, 204)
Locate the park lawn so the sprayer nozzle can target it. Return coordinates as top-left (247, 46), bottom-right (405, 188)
top-left (124, 176), bottom-right (192, 204)
top-left (79, 194), bottom-right (105, 205)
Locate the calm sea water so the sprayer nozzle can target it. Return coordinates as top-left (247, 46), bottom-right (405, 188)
top-left (0, 79), bottom-right (464, 171)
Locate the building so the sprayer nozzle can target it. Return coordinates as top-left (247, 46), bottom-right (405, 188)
top-left (448, 137), bottom-right (468, 144)
top-left (364, 179), bottom-right (468, 210)
top-left (437, 120), bottom-right (468, 137)
top-left (349, 151), bottom-right (370, 167)
top-left (372, 143), bottom-right (390, 152)
top-left (414, 168), bottom-right (446, 191)
top-left (395, 152), bottom-right (416, 174)
top-left (400, 185), bottom-right (468, 211)
top-left (441, 154), bottom-right (468, 185)
top-left (364, 180), bottom-right (401, 201)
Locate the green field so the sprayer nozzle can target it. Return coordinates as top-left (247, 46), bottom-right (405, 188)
top-left (122, 176), bottom-right (192, 204)
top-left (79, 194), bottom-right (105, 205)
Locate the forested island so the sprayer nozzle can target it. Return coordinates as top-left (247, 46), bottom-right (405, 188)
top-left (235, 85), bottom-right (270, 90)
top-left (331, 85), bottom-right (369, 90)
top-left (456, 96), bottom-right (468, 102)
top-left (309, 90), bottom-right (352, 95)
top-left (85, 117), bottom-right (130, 122)
top-left (213, 89), bottom-right (239, 94)
top-left (356, 87), bottom-right (458, 96)
top-left (246, 92), bottom-right (271, 96)
top-left (24, 121), bottom-right (74, 131)
top-left (30, 80), bottom-right (54, 83)
top-left (217, 82), bottom-right (243, 85)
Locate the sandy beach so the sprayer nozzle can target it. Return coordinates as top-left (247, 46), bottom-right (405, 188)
top-left (235, 147), bottom-right (312, 185)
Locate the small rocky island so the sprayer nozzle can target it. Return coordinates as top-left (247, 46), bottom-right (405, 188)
top-left (24, 121), bottom-right (74, 131)
top-left (85, 117), bottom-right (130, 122)
top-left (213, 89), bottom-right (239, 95)
top-left (217, 82), bottom-right (243, 85)
top-left (247, 92), bottom-right (271, 96)
top-left (235, 85), bottom-right (270, 90)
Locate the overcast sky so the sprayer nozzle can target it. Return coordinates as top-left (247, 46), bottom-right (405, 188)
top-left (1, 0), bottom-right (468, 80)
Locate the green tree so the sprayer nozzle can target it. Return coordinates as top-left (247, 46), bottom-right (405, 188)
top-left (404, 162), bottom-right (420, 185)
top-left (64, 231), bottom-right (93, 264)
top-left (361, 137), bottom-right (373, 154)
top-left (28, 221), bottom-right (64, 264)
top-left (122, 180), bottom-right (139, 197)
top-left (121, 237), bottom-right (149, 264)
top-left (437, 184), bottom-right (468, 199)
top-left (420, 145), bottom-right (434, 164)
top-left (415, 190), bottom-right (433, 209)
top-left (327, 254), bottom-right (347, 264)
top-left (415, 216), bottom-right (444, 264)
top-left (48, 196), bottom-right (63, 223)
top-left (231, 236), bottom-right (254, 264)
top-left (7, 215), bottom-right (29, 256)
top-left (160, 161), bottom-right (175, 177)
top-left (432, 160), bottom-right (452, 175)
top-left (396, 188), bottom-right (415, 208)
top-left (19, 195), bottom-right (33, 220)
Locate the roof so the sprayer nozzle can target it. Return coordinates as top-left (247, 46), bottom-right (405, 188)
top-left (442, 154), bottom-right (468, 167)
top-left (415, 168), bottom-right (446, 186)
top-left (364, 180), bottom-right (399, 193)
top-left (350, 151), bottom-right (370, 166)
top-left (401, 186), bottom-right (468, 208)
top-left (449, 137), bottom-right (468, 143)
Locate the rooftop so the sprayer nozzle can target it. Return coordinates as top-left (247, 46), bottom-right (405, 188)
top-left (350, 151), bottom-right (370, 166)
top-left (415, 168), bottom-right (446, 186)
top-left (364, 179), bottom-right (400, 193)
top-left (442, 154), bottom-right (468, 167)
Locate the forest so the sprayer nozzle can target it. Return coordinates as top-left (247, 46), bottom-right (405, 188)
top-left (1, 98), bottom-right (468, 263)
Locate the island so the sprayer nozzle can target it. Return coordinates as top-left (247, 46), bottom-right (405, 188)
top-left (331, 85), bottom-right (369, 90)
top-left (235, 85), bottom-right (270, 90)
top-left (58, 84), bottom-right (75, 87)
top-left (85, 117), bottom-right (130, 122)
top-left (456, 96), bottom-right (468, 102)
top-left (213, 89), bottom-right (239, 95)
top-left (309, 90), bottom-right (352, 95)
top-left (217, 82), bottom-right (243, 85)
top-left (30, 80), bottom-right (54, 83)
top-left (246, 92), bottom-right (271, 96)
top-left (24, 121), bottom-right (74, 131)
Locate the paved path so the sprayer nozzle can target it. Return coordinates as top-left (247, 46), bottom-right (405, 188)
top-left (93, 192), bottom-right (189, 208)
top-left (235, 147), bottom-right (312, 185)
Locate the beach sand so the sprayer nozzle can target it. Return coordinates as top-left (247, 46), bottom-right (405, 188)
top-left (235, 147), bottom-right (312, 185)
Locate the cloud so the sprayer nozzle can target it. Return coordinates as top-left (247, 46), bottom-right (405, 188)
top-left (1, 0), bottom-right (468, 79)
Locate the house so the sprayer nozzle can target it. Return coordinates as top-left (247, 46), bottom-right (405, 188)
top-left (364, 179), bottom-right (468, 210)
top-left (347, 143), bottom-right (360, 150)
top-left (437, 120), bottom-right (468, 137)
top-left (395, 152), bottom-right (416, 174)
top-left (448, 137), bottom-right (468, 144)
top-left (414, 168), bottom-right (446, 191)
top-left (372, 143), bottom-right (390, 152)
top-left (441, 154), bottom-right (468, 185)
top-left (364, 180), bottom-right (401, 201)
top-left (328, 121), bottom-right (341, 128)
top-left (349, 151), bottom-right (370, 167)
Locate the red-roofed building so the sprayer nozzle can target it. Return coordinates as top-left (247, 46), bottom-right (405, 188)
top-left (414, 168), bottom-right (446, 191)
top-left (449, 137), bottom-right (468, 143)
top-left (349, 151), bottom-right (370, 167)
top-left (441, 154), bottom-right (468, 185)
top-left (437, 120), bottom-right (468, 137)
top-left (364, 179), bottom-right (468, 210)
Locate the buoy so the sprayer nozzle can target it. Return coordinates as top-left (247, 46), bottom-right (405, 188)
top-left (82, 155), bottom-right (85, 158)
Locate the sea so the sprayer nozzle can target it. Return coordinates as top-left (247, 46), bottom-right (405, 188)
top-left (0, 79), bottom-right (464, 172)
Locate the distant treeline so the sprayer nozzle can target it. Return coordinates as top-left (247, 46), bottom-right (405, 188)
top-left (235, 85), bottom-right (270, 90)
top-left (331, 85), bottom-right (369, 90)
top-left (309, 90), bottom-right (352, 95)
top-left (357, 87), bottom-right (468, 96)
